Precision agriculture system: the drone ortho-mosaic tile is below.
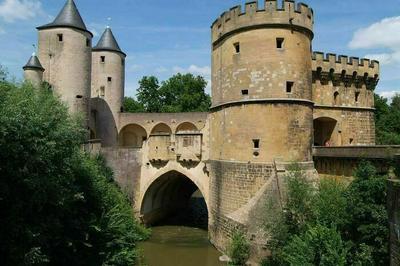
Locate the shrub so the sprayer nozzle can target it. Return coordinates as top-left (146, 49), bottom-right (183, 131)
top-left (229, 231), bottom-right (250, 266)
top-left (282, 225), bottom-right (348, 266)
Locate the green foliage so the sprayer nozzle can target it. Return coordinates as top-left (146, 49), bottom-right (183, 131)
top-left (126, 73), bottom-right (211, 113)
top-left (282, 225), bottom-right (348, 266)
top-left (374, 93), bottom-right (400, 145)
top-left (228, 231), bottom-right (250, 266)
top-left (344, 161), bottom-right (388, 265)
top-left (123, 96), bottom-right (145, 113)
top-left (264, 162), bottom-right (388, 265)
top-left (0, 83), bottom-right (149, 265)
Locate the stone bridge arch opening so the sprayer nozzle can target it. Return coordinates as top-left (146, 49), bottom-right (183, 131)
top-left (140, 170), bottom-right (208, 229)
top-left (119, 124), bottom-right (147, 148)
top-left (314, 117), bottom-right (338, 146)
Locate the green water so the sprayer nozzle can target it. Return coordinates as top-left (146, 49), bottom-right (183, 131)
top-left (139, 226), bottom-right (225, 266)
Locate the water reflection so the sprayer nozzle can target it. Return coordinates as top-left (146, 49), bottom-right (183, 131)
top-left (139, 226), bottom-right (224, 266)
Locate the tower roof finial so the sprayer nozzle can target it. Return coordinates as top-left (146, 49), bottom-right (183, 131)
top-left (37, 0), bottom-right (92, 37)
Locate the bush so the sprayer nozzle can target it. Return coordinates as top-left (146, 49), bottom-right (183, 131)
top-left (282, 225), bottom-right (348, 266)
top-left (263, 162), bottom-right (389, 265)
top-left (0, 83), bottom-right (149, 265)
top-left (229, 231), bottom-right (250, 266)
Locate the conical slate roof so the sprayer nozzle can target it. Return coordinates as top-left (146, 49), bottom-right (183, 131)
top-left (23, 53), bottom-right (44, 71)
top-left (37, 0), bottom-right (92, 36)
top-left (93, 27), bottom-right (126, 56)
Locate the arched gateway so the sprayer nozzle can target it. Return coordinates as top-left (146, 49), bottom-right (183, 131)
top-left (139, 170), bottom-right (208, 228)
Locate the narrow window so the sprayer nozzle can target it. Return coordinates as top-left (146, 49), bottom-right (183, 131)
top-left (349, 138), bottom-right (354, 144)
top-left (355, 91), bottom-right (360, 103)
top-left (234, 42), bottom-right (240, 54)
top-left (107, 77), bottom-right (112, 82)
top-left (241, 89), bottom-right (249, 95)
top-left (86, 38), bottom-right (90, 47)
top-left (76, 95), bottom-right (83, 99)
top-left (286, 81), bottom-right (294, 93)
top-left (101, 56), bottom-right (105, 63)
top-left (57, 34), bottom-right (63, 42)
top-left (276, 38), bottom-right (284, 49)
top-left (100, 86), bottom-right (105, 98)
top-left (334, 91), bottom-right (339, 105)
top-left (121, 58), bottom-right (125, 66)
top-left (253, 139), bottom-right (260, 149)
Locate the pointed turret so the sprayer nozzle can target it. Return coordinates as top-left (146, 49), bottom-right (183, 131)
top-left (23, 53), bottom-right (44, 86)
top-left (23, 53), bottom-right (44, 71)
top-left (91, 26), bottom-right (126, 124)
top-left (37, 0), bottom-right (92, 36)
top-left (36, 0), bottom-right (93, 130)
top-left (93, 27), bottom-right (126, 56)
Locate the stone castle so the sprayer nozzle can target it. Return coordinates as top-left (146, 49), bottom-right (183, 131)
top-left (22, 0), bottom-right (400, 261)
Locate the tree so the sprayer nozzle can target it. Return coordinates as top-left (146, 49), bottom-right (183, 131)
top-left (374, 93), bottom-right (400, 145)
top-left (136, 76), bottom-right (162, 112)
top-left (127, 73), bottom-right (211, 113)
top-left (0, 64), bottom-right (7, 81)
top-left (0, 82), bottom-right (149, 265)
top-left (159, 73), bottom-right (211, 112)
top-left (123, 96), bottom-right (144, 113)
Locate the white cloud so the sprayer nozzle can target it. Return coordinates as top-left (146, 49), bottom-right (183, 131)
top-left (378, 90), bottom-right (399, 100)
top-left (127, 64), bottom-right (142, 72)
top-left (349, 16), bottom-right (400, 66)
top-left (0, 0), bottom-right (43, 23)
top-left (155, 66), bottom-right (168, 73)
top-left (0, 26), bottom-right (5, 34)
top-left (173, 65), bottom-right (211, 77)
top-left (349, 16), bottom-right (400, 49)
top-left (90, 29), bottom-right (99, 38)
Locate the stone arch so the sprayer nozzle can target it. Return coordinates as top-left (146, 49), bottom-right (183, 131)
top-left (151, 123), bottom-right (172, 135)
top-left (176, 122), bottom-right (199, 134)
top-left (119, 124), bottom-right (147, 148)
top-left (313, 117), bottom-right (338, 146)
top-left (140, 169), bottom-right (208, 228)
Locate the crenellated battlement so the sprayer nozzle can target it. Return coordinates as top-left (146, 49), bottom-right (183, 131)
top-left (312, 52), bottom-right (380, 89)
top-left (211, 0), bottom-right (314, 45)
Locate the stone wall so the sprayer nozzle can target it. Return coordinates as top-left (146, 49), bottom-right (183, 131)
top-left (388, 179), bottom-right (400, 266)
top-left (100, 147), bottom-right (142, 208)
top-left (209, 160), bottom-right (275, 254)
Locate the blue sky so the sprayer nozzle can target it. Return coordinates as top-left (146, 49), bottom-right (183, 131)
top-left (0, 0), bottom-right (400, 99)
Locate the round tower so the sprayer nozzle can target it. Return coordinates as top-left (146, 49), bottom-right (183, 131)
top-left (23, 52), bottom-right (44, 87)
top-left (210, 0), bottom-right (314, 163)
top-left (91, 26), bottom-right (126, 122)
top-left (36, 0), bottom-right (92, 125)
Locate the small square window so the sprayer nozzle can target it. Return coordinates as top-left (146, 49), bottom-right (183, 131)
top-left (86, 38), bottom-right (90, 47)
top-left (276, 38), bottom-right (284, 49)
top-left (107, 77), bottom-right (112, 82)
top-left (253, 139), bottom-right (260, 149)
top-left (241, 89), bottom-right (249, 95)
top-left (286, 81), bottom-right (294, 93)
top-left (234, 42), bottom-right (240, 54)
top-left (101, 56), bottom-right (105, 63)
top-left (57, 34), bottom-right (63, 42)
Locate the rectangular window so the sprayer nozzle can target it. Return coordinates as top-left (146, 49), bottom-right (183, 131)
top-left (286, 81), bottom-right (294, 93)
top-left (86, 38), bottom-right (90, 47)
top-left (253, 139), bottom-right (260, 149)
top-left (276, 38), bottom-right (284, 49)
top-left (107, 77), bottom-right (112, 82)
top-left (101, 56), bottom-right (105, 63)
top-left (183, 136), bottom-right (193, 147)
top-left (355, 91), bottom-right (360, 103)
top-left (121, 58), bottom-right (125, 66)
top-left (241, 89), bottom-right (249, 95)
top-left (234, 42), bottom-right (240, 54)
top-left (100, 86), bottom-right (105, 98)
top-left (57, 34), bottom-right (63, 42)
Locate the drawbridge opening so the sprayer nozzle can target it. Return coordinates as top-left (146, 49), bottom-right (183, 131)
top-left (314, 117), bottom-right (338, 146)
top-left (140, 171), bottom-right (208, 229)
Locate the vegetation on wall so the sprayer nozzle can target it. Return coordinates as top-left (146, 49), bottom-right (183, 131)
top-left (123, 73), bottom-right (211, 113)
top-left (228, 231), bottom-right (251, 266)
top-left (374, 93), bottom-right (400, 145)
top-left (0, 80), bottom-right (149, 265)
top-left (263, 162), bottom-right (389, 266)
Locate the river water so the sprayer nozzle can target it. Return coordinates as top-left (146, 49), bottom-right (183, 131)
top-left (139, 226), bottom-right (225, 266)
